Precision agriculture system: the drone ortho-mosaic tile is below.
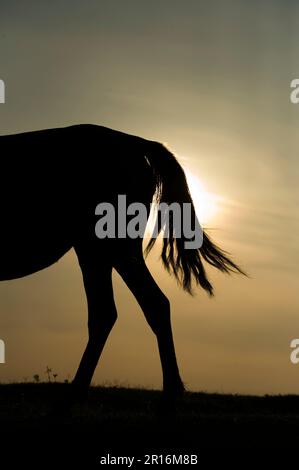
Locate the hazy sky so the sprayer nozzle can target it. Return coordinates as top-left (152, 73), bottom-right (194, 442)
top-left (0, 0), bottom-right (299, 394)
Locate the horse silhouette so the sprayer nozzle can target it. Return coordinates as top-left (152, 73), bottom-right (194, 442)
top-left (0, 124), bottom-right (244, 397)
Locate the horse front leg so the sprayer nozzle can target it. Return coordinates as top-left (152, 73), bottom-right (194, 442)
top-left (72, 247), bottom-right (117, 398)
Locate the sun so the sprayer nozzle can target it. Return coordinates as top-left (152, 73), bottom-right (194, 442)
top-left (144, 167), bottom-right (220, 240)
top-left (184, 169), bottom-right (218, 225)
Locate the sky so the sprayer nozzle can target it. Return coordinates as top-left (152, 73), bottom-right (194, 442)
top-left (0, 0), bottom-right (298, 394)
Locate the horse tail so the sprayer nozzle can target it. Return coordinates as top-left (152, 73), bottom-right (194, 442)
top-left (144, 141), bottom-right (246, 295)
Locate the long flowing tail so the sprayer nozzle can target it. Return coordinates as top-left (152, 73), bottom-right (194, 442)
top-left (144, 141), bottom-right (246, 295)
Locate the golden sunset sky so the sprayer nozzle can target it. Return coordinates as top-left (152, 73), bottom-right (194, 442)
top-left (0, 0), bottom-right (298, 394)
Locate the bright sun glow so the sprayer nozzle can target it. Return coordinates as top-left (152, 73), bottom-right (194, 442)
top-left (184, 169), bottom-right (218, 225)
top-left (145, 168), bottom-right (220, 240)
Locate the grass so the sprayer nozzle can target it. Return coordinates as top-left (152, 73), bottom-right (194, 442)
top-left (0, 383), bottom-right (299, 465)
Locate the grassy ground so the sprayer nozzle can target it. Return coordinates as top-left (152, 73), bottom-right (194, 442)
top-left (0, 383), bottom-right (299, 465)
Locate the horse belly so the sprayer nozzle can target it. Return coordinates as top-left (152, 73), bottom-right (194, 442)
top-left (0, 211), bottom-right (72, 281)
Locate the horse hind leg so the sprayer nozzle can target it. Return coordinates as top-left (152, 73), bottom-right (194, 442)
top-left (114, 254), bottom-right (185, 397)
top-left (72, 244), bottom-right (117, 398)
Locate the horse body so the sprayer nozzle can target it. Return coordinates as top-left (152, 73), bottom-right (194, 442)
top-left (0, 124), bottom-right (243, 397)
top-left (0, 125), bottom-right (152, 279)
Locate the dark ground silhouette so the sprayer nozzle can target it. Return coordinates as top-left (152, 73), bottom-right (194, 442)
top-left (0, 383), bottom-right (298, 466)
